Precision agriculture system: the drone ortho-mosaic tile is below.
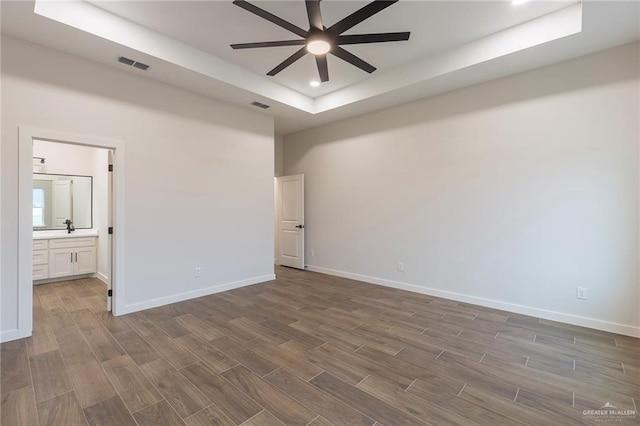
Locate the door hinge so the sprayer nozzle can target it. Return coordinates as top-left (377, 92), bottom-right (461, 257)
top-left (108, 227), bottom-right (113, 235)
top-left (108, 164), bottom-right (113, 172)
top-left (108, 289), bottom-right (113, 297)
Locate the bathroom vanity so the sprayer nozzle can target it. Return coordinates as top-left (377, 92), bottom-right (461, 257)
top-left (33, 230), bottom-right (98, 282)
top-left (32, 170), bottom-right (98, 283)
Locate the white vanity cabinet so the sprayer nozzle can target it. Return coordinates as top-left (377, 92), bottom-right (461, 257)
top-left (32, 240), bottom-right (49, 280)
top-left (33, 234), bottom-right (97, 281)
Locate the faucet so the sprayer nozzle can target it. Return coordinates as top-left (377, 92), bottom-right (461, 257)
top-left (64, 219), bottom-right (75, 234)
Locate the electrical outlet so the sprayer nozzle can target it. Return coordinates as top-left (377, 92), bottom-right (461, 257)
top-left (195, 267), bottom-right (201, 278)
top-left (397, 262), bottom-right (404, 272)
top-left (576, 286), bottom-right (587, 300)
top-left (310, 249), bottom-right (315, 257)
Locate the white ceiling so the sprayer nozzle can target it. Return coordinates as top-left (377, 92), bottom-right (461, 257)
top-left (86, 0), bottom-right (573, 96)
top-left (1, 1), bottom-right (639, 135)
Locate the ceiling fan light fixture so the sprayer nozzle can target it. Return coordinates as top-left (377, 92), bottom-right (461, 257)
top-left (230, 0), bottom-right (410, 81)
top-left (306, 39), bottom-right (331, 55)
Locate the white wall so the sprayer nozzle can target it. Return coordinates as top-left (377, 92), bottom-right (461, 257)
top-left (274, 134), bottom-right (284, 262)
top-left (33, 140), bottom-right (95, 175)
top-left (284, 42), bottom-right (640, 336)
top-left (275, 134), bottom-right (284, 178)
top-left (1, 36), bottom-right (275, 341)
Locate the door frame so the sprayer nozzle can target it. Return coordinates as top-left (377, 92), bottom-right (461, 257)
top-left (107, 149), bottom-right (114, 312)
top-left (16, 126), bottom-right (125, 340)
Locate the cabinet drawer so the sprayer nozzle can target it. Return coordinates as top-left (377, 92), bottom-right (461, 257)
top-left (33, 240), bottom-right (48, 250)
top-left (49, 237), bottom-right (96, 249)
top-left (33, 250), bottom-right (48, 265)
top-left (33, 264), bottom-right (49, 280)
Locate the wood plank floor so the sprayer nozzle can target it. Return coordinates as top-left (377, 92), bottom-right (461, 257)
top-left (1, 268), bottom-right (638, 425)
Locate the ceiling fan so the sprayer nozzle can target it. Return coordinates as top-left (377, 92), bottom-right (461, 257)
top-left (230, 0), bottom-right (410, 83)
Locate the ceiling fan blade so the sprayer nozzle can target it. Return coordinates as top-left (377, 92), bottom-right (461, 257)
top-left (231, 40), bottom-right (306, 49)
top-left (337, 32), bottom-right (410, 45)
top-left (316, 55), bottom-right (329, 82)
top-left (329, 0), bottom-right (399, 35)
top-left (233, 0), bottom-right (308, 38)
top-left (305, 0), bottom-right (324, 31)
top-left (331, 46), bottom-right (376, 73)
top-left (267, 47), bottom-right (308, 76)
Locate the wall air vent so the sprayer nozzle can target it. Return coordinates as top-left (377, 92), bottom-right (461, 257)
top-left (117, 56), bottom-right (135, 66)
top-left (251, 101), bottom-right (270, 109)
top-left (132, 62), bottom-right (150, 71)
top-left (117, 56), bottom-right (150, 71)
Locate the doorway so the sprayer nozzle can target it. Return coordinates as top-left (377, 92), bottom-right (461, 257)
top-left (16, 127), bottom-right (125, 340)
top-left (32, 139), bottom-right (112, 312)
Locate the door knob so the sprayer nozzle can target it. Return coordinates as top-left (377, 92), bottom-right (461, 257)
top-left (295, 225), bottom-right (305, 229)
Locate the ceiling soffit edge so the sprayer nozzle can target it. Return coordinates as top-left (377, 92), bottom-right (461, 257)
top-left (33, 0), bottom-right (582, 115)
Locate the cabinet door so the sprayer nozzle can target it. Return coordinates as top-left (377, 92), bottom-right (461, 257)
top-left (74, 247), bottom-right (96, 275)
top-left (49, 249), bottom-right (74, 278)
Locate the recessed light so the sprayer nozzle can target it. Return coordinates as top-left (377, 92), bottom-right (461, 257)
top-left (512, 0), bottom-right (530, 5)
top-left (310, 81), bottom-right (321, 87)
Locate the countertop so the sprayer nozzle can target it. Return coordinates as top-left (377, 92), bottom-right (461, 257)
top-left (33, 229), bottom-right (99, 240)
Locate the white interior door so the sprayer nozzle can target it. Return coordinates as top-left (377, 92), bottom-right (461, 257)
top-left (276, 174), bottom-right (305, 269)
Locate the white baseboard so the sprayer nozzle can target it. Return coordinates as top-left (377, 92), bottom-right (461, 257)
top-left (118, 274), bottom-right (276, 316)
top-left (0, 328), bottom-right (31, 343)
top-left (306, 265), bottom-right (640, 338)
top-left (96, 272), bottom-right (109, 285)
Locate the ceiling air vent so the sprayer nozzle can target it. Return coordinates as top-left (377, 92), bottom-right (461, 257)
top-left (132, 62), bottom-right (150, 71)
top-left (117, 56), bottom-right (135, 66)
top-left (251, 101), bottom-right (270, 109)
top-left (117, 56), bottom-right (150, 71)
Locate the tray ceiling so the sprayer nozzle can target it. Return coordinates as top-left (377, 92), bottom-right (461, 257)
top-left (2, 1), bottom-right (639, 134)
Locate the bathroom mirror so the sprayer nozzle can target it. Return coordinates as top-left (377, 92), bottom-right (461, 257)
top-left (33, 173), bottom-right (93, 230)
